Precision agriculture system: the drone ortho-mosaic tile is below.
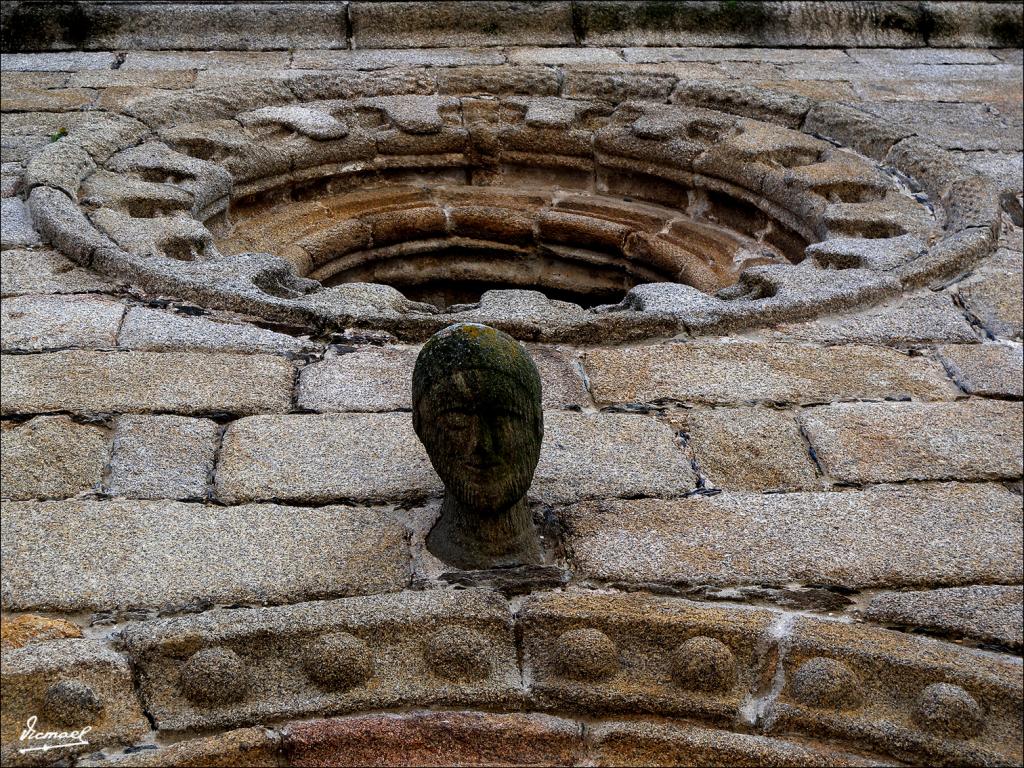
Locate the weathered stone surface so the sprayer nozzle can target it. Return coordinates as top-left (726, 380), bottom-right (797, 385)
top-left (297, 346), bottom-right (420, 412)
top-left (854, 75), bottom-right (1020, 105)
top-left (0, 72), bottom-right (69, 91)
top-left (533, 412), bottom-right (695, 503)
top-left (576, 1), bottom-right (930, 47)
top-left (0, 351), bottom-right (294, 415)
top-left (215, 413), bottom-right (440, 505)
top-left (769, 293), bottom-right (978, 345)
top-left (938, 343), bottom-right (1023, 397)
top-left (0, 52), bottom-right (117, 71)
top-left (351, 2), bottom-right (575, 48)
top-left (2, 23), bottom-right (1023, 768)
top-left (968, 151), bottom-right (1024, 200)
top-left (0, 640), bottom-right (149, 766)
top-left (0, 614), bottom-right (81, 651)
top-left (294, 48), bottom-right (506, 70)
top-left (802, 101), bottom-right (912, 160)
top-left (215, 411), bottom-right (693, 505)
top-left (298, 344), bottom-right (587, 412)
top-left (0, 416), bottom-right (109, 500)
top-left (26, 188), bottom-right (128, 267)
top-left (766, 615), bottom-right (1024, 766)
top-left (118, 589), bottom-right (520, 731)
top-left (0, 86), bottom-right (95, 112)
top-left (23, 138), bottom-right (96, 199)
top-left (520, 591), bottom-right (777, 718)
top-left (288, 68), bottom-right (435, 101)
top-left (959, 248), bottom-right (1024, 340)
top-left (1, 163), bottom-right (22, 197)
top-left (436, 65), bottom-right (560, 96)
top-left (777, 59), bottom-right (1020, 84)
top-left (118, 306), bottom-right (314, 356)
top-left (867, 585), bottom-right (1023, 650)
top-left (124, 79), bottom-right (296, 128)
top-left (284, 712), bottom-right (582, 767)
top-left (861, 101), bottom-right (1023, 152)
top-left (67, 68), bottom-right (196, 89)
top-left (925, 1), bottom-right (1024, 49)
top-left (448, 291), bottom-right (599, 341)
top-left (897, 227), bottom-right (996, 291)
top-left (3, 4), bottom-right (349, 52)
top-left (0, 86), bottom-right (94, 113)
top-left (1, 134), bottom-right (52, 163)
top-left (563, 70), bottom-right (677, 102)
top-left (510, 47), bottom-right (623, 65)
top-left (530, 346), bottom-right (590, 410)
top-left (0, 499), bottom-right (410, 612)
top-left (0, 294), bottom-right (124, 351)
top-left (5, 106), bottom-right (88, 140)
top-left (0, 248), bottom-right (118, 296)
top-left (624, 47), bottom-right (851, 64)
top-left (107, 415), bottom-right (219, 500)
top-left (122, 50), bottom-right (291, 71)
top-left (79, 727), bottom-right (278, 767)
top-left (800, 400), bottom-right (1023, 483)
top-left (4, 111), bottom-right (149, 164)
top-left (846, 49), bottom-right (1001, 66)
top-left (85, 167), bottom-right (208, 221)
top-left (589, 720), bottom-right (876, 767)
top-left (583, 342), bottom-right (958, 406)
top-left (0, 196), bottom-right (40, 249)
top-left (560, 483), bottom-right (1023, 588)
top-left (674, 407), bottom-right (819, 492)
top-left (672, 79), bottom-right (810, 128)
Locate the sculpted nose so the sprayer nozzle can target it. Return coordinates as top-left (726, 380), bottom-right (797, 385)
top-left (470, 420), bottom-right (500, 462)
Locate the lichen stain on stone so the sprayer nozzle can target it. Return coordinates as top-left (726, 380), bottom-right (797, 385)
top-left (1, 2), bottom-right (124, 53)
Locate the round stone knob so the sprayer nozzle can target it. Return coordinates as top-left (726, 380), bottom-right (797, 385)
top-left (303, 632), bottom-right (373, 691)
top-left (556, 628), bottom-right (619, 682)
top-left (424, 626), bottom-right (492, 682)
top-left (43, 680), bottom-right (103, 725)
top-left (915, 682), bottom-right (983, 739)
top-left (791, 657), bottom-right (863, 710)
top-left (670, 636), bottom-right (736, 692)
top-left (179, 646), bottom-right (248, 704)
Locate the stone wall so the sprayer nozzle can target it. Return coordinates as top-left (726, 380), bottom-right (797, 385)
top-left (1, 3), bottom-right (1022, 766)
top-left (3, 1), bottom-right (1023, 52)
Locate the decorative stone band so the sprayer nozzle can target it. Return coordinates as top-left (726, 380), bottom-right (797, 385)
top-left (0, 640), bottom-right (149, 767)
top-left (71, 588), bottom-right (1021, 766)
top-left (115, 589), bottom-right (522, 732)
top-left (21, 75), bottom-right (1001, 342)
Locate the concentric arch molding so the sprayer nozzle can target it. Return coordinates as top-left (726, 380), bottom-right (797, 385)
top-left (23, 73), bottom-right (1002, 343)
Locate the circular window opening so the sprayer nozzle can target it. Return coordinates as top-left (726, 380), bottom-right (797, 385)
top-left (322, 244), bottom-right (656, 310)
top-left (218, 181), bottom-right (802, 311)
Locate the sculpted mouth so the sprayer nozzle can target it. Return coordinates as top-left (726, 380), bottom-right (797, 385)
top-left (463, 461), bottom-right (500, 473)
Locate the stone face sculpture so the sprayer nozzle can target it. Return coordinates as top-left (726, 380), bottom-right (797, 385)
top-left (412, 323), bottom-right (543, 569)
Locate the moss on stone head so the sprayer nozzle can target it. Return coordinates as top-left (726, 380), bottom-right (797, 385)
top-left (412, 322), bottom-right (542, 408)
top-left (414, 323), bottom-right (544, 568)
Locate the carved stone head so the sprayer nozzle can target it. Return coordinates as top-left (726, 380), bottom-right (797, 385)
top-left (412, 323), bottom-right (543, 516)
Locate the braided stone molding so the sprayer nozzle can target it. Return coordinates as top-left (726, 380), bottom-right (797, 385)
top-left (22, 73), bottom-right (1000, 343)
